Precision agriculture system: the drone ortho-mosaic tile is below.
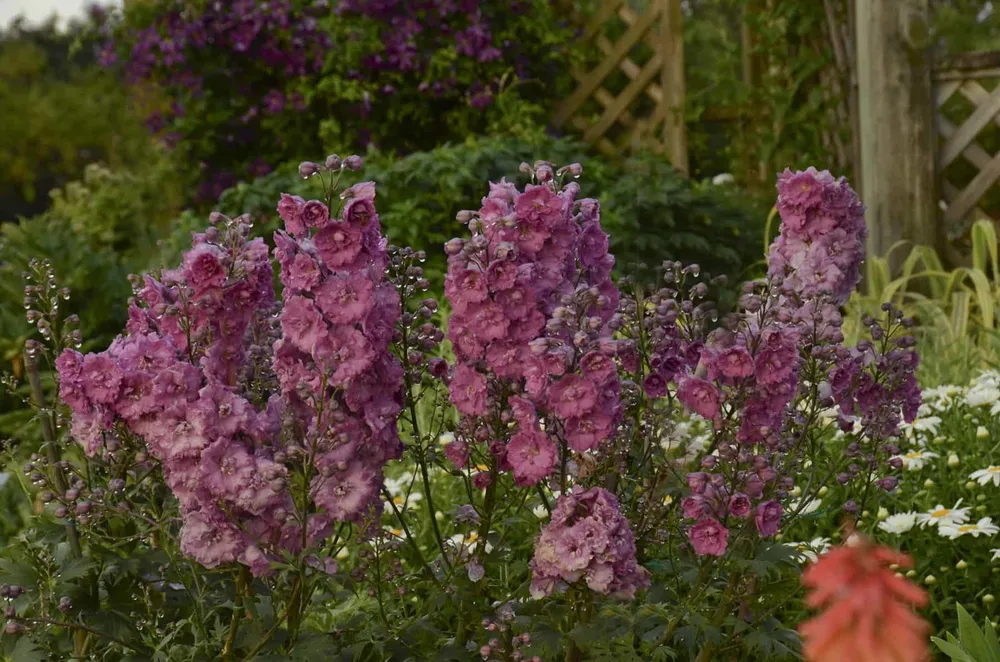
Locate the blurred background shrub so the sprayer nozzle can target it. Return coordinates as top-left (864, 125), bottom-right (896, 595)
top-left (97, 0), bottom-right (580, 203)
top-left (0, 14), bottom-right (159, 220)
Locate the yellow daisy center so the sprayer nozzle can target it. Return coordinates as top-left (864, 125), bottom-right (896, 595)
top-left (958, 525), bottom-right (977, 533)
top-left (931, 509), bottom-right (950, 518)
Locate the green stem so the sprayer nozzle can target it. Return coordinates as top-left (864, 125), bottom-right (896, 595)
top-left (381, 486), bottom-right (442, 589)
top-left (20, 617), bottom-right (146, 654)
top-left (25, 349), bottom-right (81, 559)
top-left (222, 566), bottom-right (250, 661)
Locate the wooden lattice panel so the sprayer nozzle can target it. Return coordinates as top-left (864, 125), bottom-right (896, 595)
top-left (936, 75), bottom-right (1000, 224)
top-left (553, 0), bottom-right (688, 173)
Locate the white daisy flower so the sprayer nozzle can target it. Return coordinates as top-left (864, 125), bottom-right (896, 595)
top-left (895, 449), bottom-right (939, 471)
top-left (878, 512), bottom-right (918, 535)
top-left (991, 548), bottom-right (1000, 562)
top-left (438, 432), bottom-right (456, 445)
top-left (938, 517), bottom-right (1000, 540)
top-left (901, 416), bottom-right (942, 439)
top-left (789, 537), bottom-right (831, 564)
top-left (916, 500), bottom-right (971, 528)
top-left (970, 466), bottom-right (1000, 487)
top-left (383, 475), bottom-right (423, 509)
top-left (532, 505), bottom-right (549, 519)
top-left (924, 384), bottom-right (963, 402)
top-left (789, 497), bottom-right (822, 515)
top-left (966, 385), bottom-right (1000, 408)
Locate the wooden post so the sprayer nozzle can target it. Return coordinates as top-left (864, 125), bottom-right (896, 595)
top-left (661, 0), bottom-right (688, 174)
top-left (855, 0), bottom-right (939, 268)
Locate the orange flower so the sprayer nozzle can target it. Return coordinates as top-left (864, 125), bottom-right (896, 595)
top-left (798, 535), bottom-right (930, 662)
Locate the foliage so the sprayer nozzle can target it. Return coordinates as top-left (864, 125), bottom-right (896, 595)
top-left (932, 1), bottom-right (1000, 56)
top-left (0, 160), bottom-right (930, 661)
top-left (98, 0), bottom-right (579, 201)
top-left (176, 136), bottom-right (765, 296)
top-left (0, 152), bottom-right (185, 444)
top-left (0, 13), bottom-right (157, 220)
top-left (843, 220), bottom-right (1000, 387)
top-left (934, 604), bottom-right (1000, 662)
top-left (779, 367), bottom-right (1000, 640)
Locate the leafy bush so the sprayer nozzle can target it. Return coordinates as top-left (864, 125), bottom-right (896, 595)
top-left (0, 151), bottom-right (185, 443)
top-left (99, 0), bottom-right (579, 201)
top-left (0, 161), bottom-right (935, 660)
top-left (935, 604), bottom-right (1000, 662)
top-left (0, 15), bottom-right (157, 219)
top-left (183, 136), bottom-right (765, 294)
top-left (843, 220), bottom-right (1000, 386)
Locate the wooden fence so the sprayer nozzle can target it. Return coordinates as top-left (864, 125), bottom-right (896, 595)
top-left (553, 0), bottom-right (688, 173)
top-left (935, 50), bottom-right (1000, 226)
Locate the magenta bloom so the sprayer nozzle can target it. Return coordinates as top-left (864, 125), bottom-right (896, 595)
top-left (506, 429), bottom-right (558, 486)
top-left (314, 222), bottom-right (363, 268)
top-left (546, 374), bottom-right (598, 419)
top-left (450, 364), bottom-right (488, 416)
top-left (444, 440), bottom-right (469, 468)
top-left (563, 413), bottom-right (612, 452)
top-left (755, 499), bottom-right (783, 537)
top-left (715, 347), bottom-right (754, 379)
top-left (728, 493), bottom-right (752, 518)
top-left (677, 376), bottom-right (722, 421)
top-left (277, 193), bottom-right (306, 236)
top-left (514, 184), bottom-right (563, 228)
top-left (280, 295), bottom-right (327, 355)
top-left (286, 252), bottom-right (321, 292)
top-left (314, 273), bottom-right (375, 324)
top-left (301, 199), bottom-right (330, 228)
top-left (182, 243), bottom-right (227, 293)
top-left (688, 517), bottom-right (729, 557)
top-left (531, 487), bottom-right (649, 600)
top-left (681, 496), bottom-right (710, 519)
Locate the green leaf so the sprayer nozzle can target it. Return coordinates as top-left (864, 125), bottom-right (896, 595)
top-left (9, 638), bottom-right (45, 662)
top-left (933, 636), bottom-right (975, 662)
top-left (957, 603), bottom-right (998, 662)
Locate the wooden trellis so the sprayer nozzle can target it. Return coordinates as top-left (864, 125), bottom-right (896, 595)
top-left (553, 0), bottom-right (688, 173)
top-left (935, 51), bottom-right (1000, 225)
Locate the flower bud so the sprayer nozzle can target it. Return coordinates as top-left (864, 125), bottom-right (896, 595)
top-left (298, 161), bottom-right (319, 178)
top-left (324, 154), bottom-right (342, 170)
top-left (345, 155), bottom-right (363, 170)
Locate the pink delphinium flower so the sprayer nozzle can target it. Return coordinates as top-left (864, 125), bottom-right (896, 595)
top-left (755, 499), bottom-right (783, 536)
top-left (688, 516), bottom-right (729, 557)
top-left (530, 487), bottom-right (649, 600)
top-left (443, 165), bottom-right (623, 487)
top-left (676, 376), bottom-right (722, 421)
top-left (507, 429), bottom-right (558, 486)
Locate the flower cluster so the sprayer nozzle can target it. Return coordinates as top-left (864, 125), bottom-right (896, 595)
top-left (443, 162), bottom-right (620, 487)
top-left (58, 214), bottom-right (284, 573)
top-left (272, 176), bottom-right (404, 543)
top-left (57, 157), bottom-right (403, 575)
top-left (637, 169), bottom-right (918, 557)
top-left (530, 487), bottom-right (649, 599)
